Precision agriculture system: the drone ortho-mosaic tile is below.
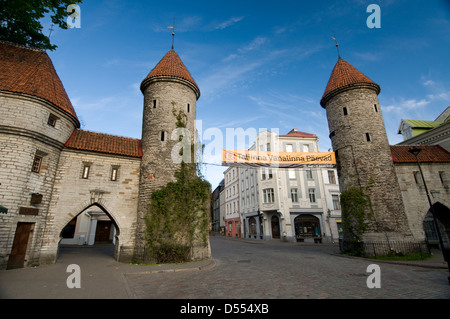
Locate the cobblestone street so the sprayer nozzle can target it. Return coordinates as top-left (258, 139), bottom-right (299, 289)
top-left (127, 236), bottom-right (450, 299)
top-left (1, 235), bottom-right (449, 301)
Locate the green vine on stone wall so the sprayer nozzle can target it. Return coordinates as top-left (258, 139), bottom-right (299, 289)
top-left (340, 187), bottom-right (370, 256)
top-left (145, 107), bottom-right (211, 264)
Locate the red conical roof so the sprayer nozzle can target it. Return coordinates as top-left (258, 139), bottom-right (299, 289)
top-left (0, 42), bottom-right (79, 125)
top-left (140, 49), bottom-right (200, 98)
top-left (320, 58), bottom-right (380, 107)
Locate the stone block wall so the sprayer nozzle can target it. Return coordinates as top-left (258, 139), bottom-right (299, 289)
top-left (324, 87), bottom-right (412, 240)
top-left (0, 92), bottom-right (77, 269)
top-left (395, 162), bottom-right (450, 241)
top-left (40, 149), bottom-right (140, 264)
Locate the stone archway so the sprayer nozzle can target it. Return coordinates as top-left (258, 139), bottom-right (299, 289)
top-left (424, 202), bottom-right (450, 248)
top-left (58, 202), bottom-right (121, 259)
top-left (60, 203), bottom-right (119, 244)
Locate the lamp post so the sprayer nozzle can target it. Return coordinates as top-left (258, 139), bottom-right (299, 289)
top-left (408, 146), bottom-right (450, 284)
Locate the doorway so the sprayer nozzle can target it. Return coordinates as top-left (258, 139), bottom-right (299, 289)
top-left (95, 220), bottom-right (113, 243)
top-left (271, 215), bottom-right (280, 239)
top-left (7, 222), bottom-right (34, 269)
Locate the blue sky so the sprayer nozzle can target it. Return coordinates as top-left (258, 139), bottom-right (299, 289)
top-left (45, 0), bottom-right (450, 189)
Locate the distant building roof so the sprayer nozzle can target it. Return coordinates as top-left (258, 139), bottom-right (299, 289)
top-left (320, 58), bottom-right (380, 107)
top-left (0, 41), bottom-right (79, 126)
top-left (140, 49), bottom-right (200, 98)
top-left (280, 128), bottom-right (317, 138)
top-left (390, 145), bottom-right (450, 163)
top-left (65, 129), bottom-right (142, 158)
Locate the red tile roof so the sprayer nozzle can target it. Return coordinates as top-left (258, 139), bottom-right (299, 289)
top-left (390, 145), bottom-right (450, 163)
top-left (65, 129), bottom-right (142, 158)
top-left (280, 128), bottom-right (317, 138)
top-left (140, 49), bottom-right (200, 98)
top-left (0, 41), bottom-right (79, 125)
top-left (320, 58), bottom-right (380, 107)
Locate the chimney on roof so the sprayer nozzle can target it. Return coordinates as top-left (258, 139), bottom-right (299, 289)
top-left (288, 128), bottom-right (298, 134)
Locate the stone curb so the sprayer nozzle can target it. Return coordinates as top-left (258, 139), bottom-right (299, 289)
top-left (124, 258), bottom-right (217, 275)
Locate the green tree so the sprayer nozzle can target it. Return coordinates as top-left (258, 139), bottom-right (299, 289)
top-left (0, 0), bottom-right (82, 51)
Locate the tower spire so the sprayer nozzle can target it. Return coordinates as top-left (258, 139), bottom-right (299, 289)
top-left (168, 18), bottom-right (175, 50)
top-left (332, 32), bottom-right (341, 59)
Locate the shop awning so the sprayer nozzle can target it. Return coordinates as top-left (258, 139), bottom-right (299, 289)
top-left (0, 205), bottom-right (8, 214)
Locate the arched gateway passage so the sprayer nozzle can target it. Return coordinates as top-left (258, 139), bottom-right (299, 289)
top-left (58, 203), bottom-right (120, 259)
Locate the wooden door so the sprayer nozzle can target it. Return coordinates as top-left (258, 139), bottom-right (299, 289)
top-left (95, 221), bottom-right (112, 243)
top-left (7, 223), bottom-right (33, 269)
top-left (271, 216), bottom-right (280, 239)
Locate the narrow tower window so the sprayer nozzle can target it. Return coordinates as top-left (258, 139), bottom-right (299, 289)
top-left (82, 164), bottom-right (90, 179)
top-left (31, 155), bottom-right (42, 173)
top-left (343, 107), bottom-right (348, 116)
top-left (365, 133), bottom-right (371, 142)
top-left (153, 100), bottom-right (157, 108)
top-left (111, 166), bottom-right (119, 181)
top-left (161, 131), bottom-right (165, 141)
top-left (374, 104), bottom-right (378, 112)
top-left (187, 103), bottom-right (190, 113)
top-left (47, 114), bottom-right (58, 127)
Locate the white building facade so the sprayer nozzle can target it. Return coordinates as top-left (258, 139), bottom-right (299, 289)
top-left (237, 129), bottom-right (342, 243)
top-left (224, 166), bottom-right (241, 237)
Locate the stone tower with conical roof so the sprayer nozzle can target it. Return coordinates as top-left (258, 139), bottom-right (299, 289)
top-left (134, 48), bottom-right (209, 262)
top-left (320, 58), bottom-right (413, 242)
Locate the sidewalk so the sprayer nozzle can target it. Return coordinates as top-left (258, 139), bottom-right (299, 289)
top-left (0, 245), bottom-right (215, 299)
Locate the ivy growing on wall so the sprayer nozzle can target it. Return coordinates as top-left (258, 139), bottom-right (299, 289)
top-left (340, 186), bottom-right (371, 256)
top-left (145, 106), bottom-right (211, 263)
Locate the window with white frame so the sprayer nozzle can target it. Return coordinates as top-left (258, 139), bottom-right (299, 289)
top-left (291, 189), bottom-right (299, 203)
top-left (263, 188), bottom-right (274, 203)
top-left (288, 169), bottom-right (296, 180)
top-left (332, 195), bottom-right (341, 210)
top-left (308, 188), bottom-right (316, 203)
top-left (328, 170), bottom-right (336, 184)
top-left (286, 144), bottom-right (293, 152)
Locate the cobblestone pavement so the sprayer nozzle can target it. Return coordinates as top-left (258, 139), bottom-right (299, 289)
top-left (0, 236), bottom-right (449, 300)
top-left (126, 236), bottom-right (450, 299)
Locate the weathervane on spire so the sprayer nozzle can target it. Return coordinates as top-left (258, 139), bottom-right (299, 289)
top-left (168, 18), bottom-right (175, 50)
top-left (332, 32), bottom-right (341, 59)
top-left (48, 24), bottom-right (55, 39)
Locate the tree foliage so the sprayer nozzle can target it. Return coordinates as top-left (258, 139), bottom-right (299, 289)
top-left (0, 0), bottom-right (82, 50)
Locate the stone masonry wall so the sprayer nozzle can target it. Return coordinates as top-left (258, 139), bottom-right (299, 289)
top-left (325, 87), bottom-right (412, 241)
top-left (40, 149), bottom-right (140, 264)
top-left (0, 92), bottom-right (77, 269)
top-left (395, 162), bottom-right (450, 241)
top-left (136, 78), bottom-right (210, 262)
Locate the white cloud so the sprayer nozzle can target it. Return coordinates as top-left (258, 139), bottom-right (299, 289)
top-left (238, 37), bottom-right (267, 54)
top-left (383, 98), bottom-right (430, 113)
top-left (214, 16), bottom-right (245, 30)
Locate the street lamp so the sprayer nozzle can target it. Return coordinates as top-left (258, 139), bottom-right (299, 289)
top-left (408, 146), bottom-right (450, 284)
